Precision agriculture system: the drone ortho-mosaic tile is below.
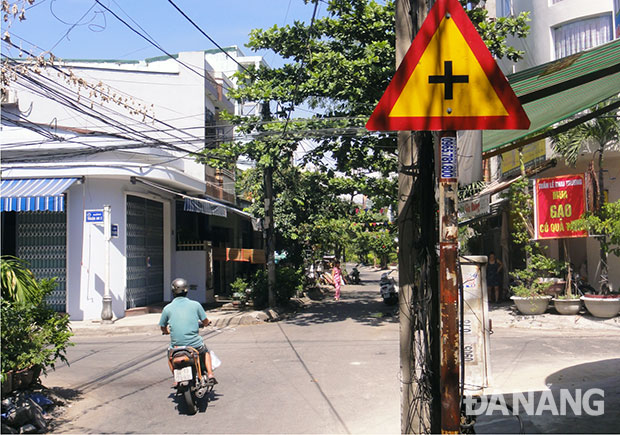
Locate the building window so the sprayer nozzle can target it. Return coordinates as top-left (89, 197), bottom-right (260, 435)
top-left (615, 0), bottom-right (620, 38)
top-left (205, 108), bottom-right (216, 149)
top-left (553, 14), bottom-right (613, 59)
top-left (551, 0), bottom-right (565, 4)
top-left (497, 0), bottom-right (512, 17)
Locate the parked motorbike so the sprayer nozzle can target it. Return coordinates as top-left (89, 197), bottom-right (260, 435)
top-left (380, 269), bottom-right (398, 305)
top-left (570, 272), bottom-right (597, 296)
top-left (167, 346), bottom-right (213, 415)
top-left (349, 265), bottom-right (361, 284)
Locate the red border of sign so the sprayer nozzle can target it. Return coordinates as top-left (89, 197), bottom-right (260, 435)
top-left (366, 0), bottom-right (530, 131)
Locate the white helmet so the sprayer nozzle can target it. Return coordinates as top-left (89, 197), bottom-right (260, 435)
top-left (171, 278), bottom-right (188, 295)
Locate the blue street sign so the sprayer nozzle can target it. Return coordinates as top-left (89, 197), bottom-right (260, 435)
top-left (111, 224), bottom-right (119, 238)
top-left (85, 210), bottom-right (104, 223)
top-left (440, 136), bottom-right (457, 180)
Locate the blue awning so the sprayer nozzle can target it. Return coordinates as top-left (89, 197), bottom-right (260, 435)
top-left (1, 178), bottom-right (79, 212)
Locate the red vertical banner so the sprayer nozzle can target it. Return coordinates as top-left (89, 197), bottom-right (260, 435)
top-left (534, 174), bottom-right (587, 239)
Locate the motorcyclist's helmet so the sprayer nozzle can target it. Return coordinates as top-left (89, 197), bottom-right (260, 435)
top-left (171, 278), bottom-right (189, 295)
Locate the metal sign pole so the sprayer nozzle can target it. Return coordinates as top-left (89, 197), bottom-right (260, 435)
top-left (101, 204), bottom-right (113, 323)
top-left (438, 131), bottom-right (460, 433)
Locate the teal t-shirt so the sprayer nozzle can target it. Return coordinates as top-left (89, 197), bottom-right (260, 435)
top-left (159, 297), bottom-right (207, 349)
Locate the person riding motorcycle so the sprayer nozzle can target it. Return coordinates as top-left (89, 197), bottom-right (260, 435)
top-left (159, 278), bottom-right (217, 385)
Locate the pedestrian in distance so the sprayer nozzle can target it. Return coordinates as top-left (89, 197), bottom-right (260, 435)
top-left (486, 252), bottom-right (503, 303)
top-left (159, 278), bottom-right (218, 385)
top-left (332, 260), bottom-right (344, 301)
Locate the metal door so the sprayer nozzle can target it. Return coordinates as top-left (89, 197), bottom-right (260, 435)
top-left (126, 195), bottom-right (164, 308)
top-left (16, 211), bottom-right (67, 312)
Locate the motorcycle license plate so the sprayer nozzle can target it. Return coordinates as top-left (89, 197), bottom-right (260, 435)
top-left (174, 366), bottom-right (193, 382)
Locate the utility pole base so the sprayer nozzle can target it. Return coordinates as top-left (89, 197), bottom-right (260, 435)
top-left (101, 296), bottom-right (113, 323)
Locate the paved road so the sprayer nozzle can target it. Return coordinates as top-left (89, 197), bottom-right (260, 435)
top-left (43, 267), bottom-right (620, 434)
top-left (45, 268), bottom-right (401, 434)
top-left (476, 328), bottom-right (620, 434)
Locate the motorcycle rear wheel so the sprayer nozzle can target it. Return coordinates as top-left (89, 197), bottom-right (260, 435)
top-left (383, 294), bottom-right (398, 305)
top-left (181, 386), bottom-right (197, 415)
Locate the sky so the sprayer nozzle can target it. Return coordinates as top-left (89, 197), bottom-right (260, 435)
top-left (3, 0), bottom-right (324, 68)
top-left (2, 0), bottom-right (341, 170)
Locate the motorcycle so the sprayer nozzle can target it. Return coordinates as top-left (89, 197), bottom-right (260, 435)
top-left (380, 269), bottom-right (398, 305)
top-left (570, 271), bottom-right (597, 296)
top-left (349, 265), bottom-right (361, 284)
top-left (167, 346), bottom-right (213, 415)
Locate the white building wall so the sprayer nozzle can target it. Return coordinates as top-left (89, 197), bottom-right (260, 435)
top-left (498, 0), bottom-right (615, 73)
top-left (535, 148), bottom-right (620, 292)
top-left (491, 0), bottom-right (619, 292)
top-left (65, 176), bottom-right (176, 320)
top-left (9, 51), bottom-right (220, 187)
top-left (3, 48), bottom-right (258, 318)
top-left (62, 52), bottom-right (212, 182)
top-left (174, 251), bottom-right (211, 304)
top-left (204, 47), bottom-right (268, 116)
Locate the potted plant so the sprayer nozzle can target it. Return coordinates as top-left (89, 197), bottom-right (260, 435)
top-left (568, 200), bottom-right (620, 318)
top-left (506, 176), bottom-right (558, 315)
top-left (552, 253), bottom-right (582, 315)
top-left (553, 291), bottom-right (583, 316)
top-left (510, 267), bottom-right (553, 315)
top-left (1, 256), bottom-right (73, 393)
top-left (230, 277), bottom-right (251, 308)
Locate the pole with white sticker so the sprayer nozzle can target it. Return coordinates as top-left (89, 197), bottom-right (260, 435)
top-left (101, 204), bottom-right (113, 323)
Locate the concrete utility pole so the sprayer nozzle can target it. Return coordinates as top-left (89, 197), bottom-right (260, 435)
top-left (264, 166), bottom-right (276, 308)
top-left (261, 101), bottom-right (276, 308)
top-left (397, 1), bottom-right (441, 433)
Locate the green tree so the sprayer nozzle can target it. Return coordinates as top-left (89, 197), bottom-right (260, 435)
top-left (237, 166), bottom-right (367, 266)
top-left (1, 256), bottom-right (40, 304)
top-left (201, 0), bottom-right (530, 303)
top-left (218, 0), bottom-right (529, 174)
top-left (505, 158), bottom-right (564, 297)
top-left (1, 257), bottom-right (73, 383)
top-left (551, 109), bottom-right (620, 292)
top-left (568, 200), bottom-right (620, 294)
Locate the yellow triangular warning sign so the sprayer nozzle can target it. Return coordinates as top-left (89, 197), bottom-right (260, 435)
top-left (366, 0), bottom-right (530, 131)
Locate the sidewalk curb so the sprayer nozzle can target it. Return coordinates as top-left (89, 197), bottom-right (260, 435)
top-left (489, 303), bottom-right (620, 332)
top-left (69, 307), bottom-right (287, 336)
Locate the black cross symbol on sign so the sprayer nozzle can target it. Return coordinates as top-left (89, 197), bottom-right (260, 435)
top-left (428, 60), bottom-right (469, 100)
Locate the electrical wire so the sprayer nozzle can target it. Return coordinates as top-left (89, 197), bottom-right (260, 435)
top-left (2, 46), bottom-right (221, 156)
top-left (5, 31), bottom-right (232, 126)
top-left (279, 0), bottom-right (320, 136)
top-left (166, 0), bottom-right (251, 75)
top-left (93, 0), bottom-right (231, 92)
top-left (110, 0), bottom-right (159, 48)
top-left (47, 1), bottom-right (99, 53)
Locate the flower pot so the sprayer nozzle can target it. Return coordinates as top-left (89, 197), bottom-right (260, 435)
top-left (511, 295), bottom-right (552, 315)
top-left (553, 298), bottom-right (582, 315)
top-left (581, 295), bottom-right (620, 318)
